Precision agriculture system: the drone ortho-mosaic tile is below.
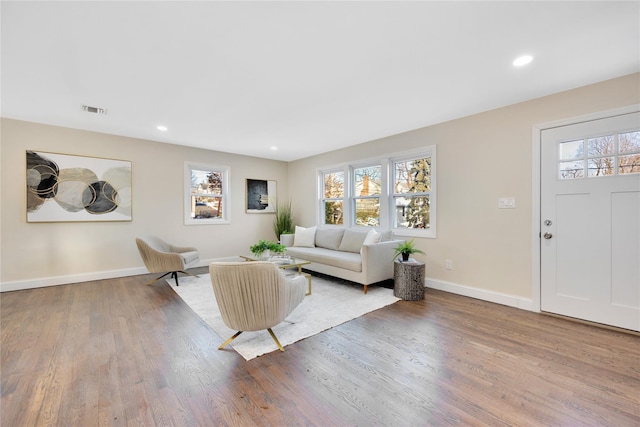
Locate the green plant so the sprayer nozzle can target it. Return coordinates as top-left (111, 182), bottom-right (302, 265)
top-left (273, 200), bottom-right (295, 239)
top-left (392, 240), bottom-right (425, 262)
top-left (250, 240), bottom-right (286, 257)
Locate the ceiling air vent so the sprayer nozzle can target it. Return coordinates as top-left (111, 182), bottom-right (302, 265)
top-left (82, 105), bottom-right (107, 115)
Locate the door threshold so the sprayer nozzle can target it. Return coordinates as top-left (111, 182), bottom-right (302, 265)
top-left (541, 311), bottom-right (640, 336)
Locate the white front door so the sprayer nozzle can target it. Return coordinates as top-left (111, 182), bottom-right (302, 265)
top-left (540, 111), bottom-right (640, 331)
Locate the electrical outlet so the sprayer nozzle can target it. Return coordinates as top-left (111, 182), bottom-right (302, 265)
top-left (445, 259), bottom-right (453, 270)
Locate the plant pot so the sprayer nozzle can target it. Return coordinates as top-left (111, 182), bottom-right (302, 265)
top-left (401, 253), bottom-right (410, 262)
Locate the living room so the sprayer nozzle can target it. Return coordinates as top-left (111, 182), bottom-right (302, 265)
top-left (3, 75), bottom-right (638, 303)
top-left (2, 2), bottom-right (639, 305)
top-left (2, 1), bottom-right (639, 425)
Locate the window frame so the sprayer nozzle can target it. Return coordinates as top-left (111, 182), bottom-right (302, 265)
top-left (317, 145), bottom-right (436, 238)
top-left (389, 148), bottom-right (436, 238)
top-left (319, 168), bottom-right (346, 227)
top-left (351, 162), bottom-right (383, 228)
top-left (184, 161), bottom-right (231, 225)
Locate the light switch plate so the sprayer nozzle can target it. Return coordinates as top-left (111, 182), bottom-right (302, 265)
top-left (498, 197), bottom-right (516, 209)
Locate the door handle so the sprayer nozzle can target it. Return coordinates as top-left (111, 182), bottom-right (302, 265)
top-left (543, 232), bottom-right (553, 239)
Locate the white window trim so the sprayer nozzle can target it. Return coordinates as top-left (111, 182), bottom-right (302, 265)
top-left (184, 161), bottom-right (231, 225)
top-left (316, 145), bottom-right (436, 238)
top-left (389, 146), bottom-right (436, 239)
top-left (351, 162), bottom-right (384, 228)
top-left (318, 167), bottom-right (347, 228)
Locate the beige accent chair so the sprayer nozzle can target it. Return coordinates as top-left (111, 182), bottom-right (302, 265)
top-left (135, 236), bottom-right (200, 286)
top-left (209, 261), bottom-right (307, 352)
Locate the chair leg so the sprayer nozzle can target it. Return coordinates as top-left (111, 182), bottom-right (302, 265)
top-left (146, 272), bottom-right (172, 286)
top-left (174, 270), bottom-right (200, 286)
top-left (218, 331), bottom-right (243, 350)
top-left (147, 270), bottom-right (200, 287)
top-left (267, 328), bottom-right (285, 352)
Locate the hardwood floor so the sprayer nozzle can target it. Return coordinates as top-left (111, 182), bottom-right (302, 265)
top-left (2, 268), bottom-right (639, 426)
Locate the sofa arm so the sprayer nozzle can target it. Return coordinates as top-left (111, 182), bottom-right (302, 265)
top-left (361, 239), bottom-right (405, 284)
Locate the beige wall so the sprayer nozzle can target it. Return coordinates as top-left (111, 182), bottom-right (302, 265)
top-left (1, 119), bottom-right (288, 289)
top-left (287, 73), bottom-right (640, 301)
top-left (3, 73), bottom-right (638, 296)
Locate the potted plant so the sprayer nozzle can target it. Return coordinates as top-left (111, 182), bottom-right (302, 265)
top-left (392, 240), bottom-right (425, 262)
top-left (273, 200), bottom-right (295, 241)
top-left (250, 240), bottom-right (287, 259)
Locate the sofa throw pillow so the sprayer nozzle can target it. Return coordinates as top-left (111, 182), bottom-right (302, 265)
top-left (363, 229), bottom-right (381, 245)
top-left (338, 229), bottom-right (369, 253)
top-left (379, 230), bottom-right (393, 242)
top-left (293, 226), bottom-right (316, 247)
top-left (315, 229), bottom-right (345, 250)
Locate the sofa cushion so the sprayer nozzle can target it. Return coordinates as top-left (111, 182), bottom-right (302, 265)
top-left (379, 230), bottom-right (393, 242)
top-left (285, 246), bottom-right (362, 272)
top-left (363, 228), bottom-right (381, 245)
top-left (315, 229), bottom-right (345, 250)
top-left (338, 229), bottom-right (369, 253)
top-left (293, 225), bottom-right (316, 247)
top-left (181, 251), bottom-right (200, 265)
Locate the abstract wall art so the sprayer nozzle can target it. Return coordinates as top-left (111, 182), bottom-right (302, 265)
top-left (246, 179), bottom-right (276, 213)
top-left (26, 151), bottom-right (132, 222)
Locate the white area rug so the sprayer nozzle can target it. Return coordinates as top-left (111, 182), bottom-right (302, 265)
top-left (168, 273), bottom-right (399, 360)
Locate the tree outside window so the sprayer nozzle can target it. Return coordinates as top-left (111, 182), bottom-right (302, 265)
top-left (317, 146), bottom-right (436, 237)
top-left (394, 157), bottom-right (431, 229)
top-left (353, 165), bottom-right (381, 227)
top-left (323, 170), bottom-right (344, 225)
top-left (559, 130), bottom-right (640, 179)
top-left (185, 162), bottom-right (230, 225)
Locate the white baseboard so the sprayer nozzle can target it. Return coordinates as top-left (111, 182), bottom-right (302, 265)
top-left (0, 259), bottom-right (219, 293)
top-left (1, 263), bottom-right (534, 315)
top-left (0, 267), bottom-right (149, 292)
top-left (426, 278), bottom-right (535, 312)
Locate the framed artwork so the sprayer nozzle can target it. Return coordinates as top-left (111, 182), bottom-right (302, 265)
top-left (26, 150), bottom-right (132, 222)
top-left (246, 179), bottom-right (276, 213)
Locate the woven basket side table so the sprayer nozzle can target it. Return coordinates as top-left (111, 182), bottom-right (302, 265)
top-left (393, 260), bottom-right (425, 301)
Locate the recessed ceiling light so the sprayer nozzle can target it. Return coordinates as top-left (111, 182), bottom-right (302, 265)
top-left (157, 125), bottom-right (168, 132)
top-left (513, 55), bottom-right (533, 67)
top-left (270, 146), bottom-right (278, 151)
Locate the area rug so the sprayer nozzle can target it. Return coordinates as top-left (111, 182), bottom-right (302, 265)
top-left (168, 273), bottom-right (399, 360)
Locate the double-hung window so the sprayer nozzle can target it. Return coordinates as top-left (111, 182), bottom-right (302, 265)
top-left (321, 169), bottom-right (344, 225)
top-left (318, 146), bottom-right (436, 237)
top-left (184, 162), bottom-right (230, 225)
top-left (353, 164), bottom-right (381, 227)
top-left (391, 155), bottom-right (434, 237)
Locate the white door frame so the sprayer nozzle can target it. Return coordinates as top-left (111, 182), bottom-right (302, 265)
top-left (531, 104), bottom-right (640, 313)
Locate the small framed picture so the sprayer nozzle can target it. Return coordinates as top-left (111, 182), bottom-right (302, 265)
top-left (246, 179), bottom-right (276, 213)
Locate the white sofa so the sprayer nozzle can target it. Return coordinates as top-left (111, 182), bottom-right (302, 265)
top-left (280, 227), bottom-right (403, 294)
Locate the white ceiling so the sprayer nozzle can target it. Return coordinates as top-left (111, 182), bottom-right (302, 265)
top-left (2, 1), bottom-right (639, 161)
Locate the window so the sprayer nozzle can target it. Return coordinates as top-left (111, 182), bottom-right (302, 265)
top-left (185, 162), bottom-right (230, 225)
top-left (558, 130), bottom-right (640, 179)
top-left (392, 156), bottom-right (432, 232)
top-left (321, 169), bottom-right (344, 225)
top-left (353, 165), bottom-right (381, 226)
top-left (318, 146), bottom-right (436, 237)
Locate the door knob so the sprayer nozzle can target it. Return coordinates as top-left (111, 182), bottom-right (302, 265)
top-left (543, 232), bottom-right (553, 239)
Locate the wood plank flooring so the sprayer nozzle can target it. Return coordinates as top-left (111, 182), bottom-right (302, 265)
top-left (1, 268), bottom-right (639, 426)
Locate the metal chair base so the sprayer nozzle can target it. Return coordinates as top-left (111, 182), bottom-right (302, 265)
top-left (218, 328), bottom-right (285, 352)
top-left (146, 270), bottom-right (199, 286)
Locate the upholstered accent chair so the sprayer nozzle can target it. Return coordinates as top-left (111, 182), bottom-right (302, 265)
top-left (209, 261), bottom-right (307, 352)
top-left (135, 236), bottom-right (200, 286)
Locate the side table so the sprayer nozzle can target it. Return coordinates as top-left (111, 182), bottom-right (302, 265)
top-left (393, 260), bottom-right (425, 300)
